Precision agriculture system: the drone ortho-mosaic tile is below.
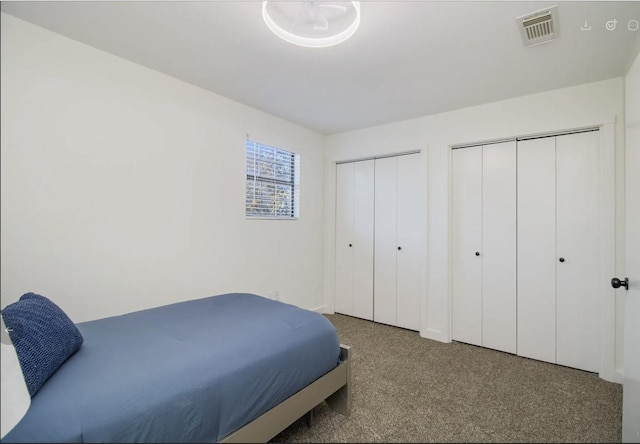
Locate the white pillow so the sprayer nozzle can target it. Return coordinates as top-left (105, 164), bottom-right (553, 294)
top-left (1, 314), bottom-right (31, 439)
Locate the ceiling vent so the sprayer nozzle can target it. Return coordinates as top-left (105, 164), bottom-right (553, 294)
top-left (517, 5), bottom-right (559, 47)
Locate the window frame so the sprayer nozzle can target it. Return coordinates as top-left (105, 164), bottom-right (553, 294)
top-left (245, 139), bottom-right (300, 220)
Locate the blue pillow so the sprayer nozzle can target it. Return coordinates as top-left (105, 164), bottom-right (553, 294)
top-left (1, 293), bottom-right (83, 397)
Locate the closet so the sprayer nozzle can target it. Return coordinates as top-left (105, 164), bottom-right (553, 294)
top-left (374, 155), bottom-right (422, 331)
top-left (451, 141), bottom-right (517, 354)
top-left (334, 153), bottom-right (423, 331)
top-left (334, 160), bottom-right (374, 321)
top-left (517, 131), bottom-right (600, 372)
top-left (451, 130), bottom-right (601, 373)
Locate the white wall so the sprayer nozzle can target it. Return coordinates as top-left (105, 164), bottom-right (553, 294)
top-left (325, 76), bottom-right (626, 381)
top-left (622, 49), bottom-right (640, 442)
top-left (0, 13), bottom-right (327, 322)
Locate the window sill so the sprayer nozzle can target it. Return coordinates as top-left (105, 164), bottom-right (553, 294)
top-left (246, 216), bottom-right (299, 221)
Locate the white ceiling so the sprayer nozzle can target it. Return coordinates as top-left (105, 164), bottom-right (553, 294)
top-left (2, 1), bottom-right (640, 135)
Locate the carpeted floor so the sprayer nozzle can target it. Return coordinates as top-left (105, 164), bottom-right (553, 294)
top-left (272, 313), bottom-right (622, 443)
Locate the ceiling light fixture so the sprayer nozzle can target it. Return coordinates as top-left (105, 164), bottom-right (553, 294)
top-left (262, 1), bottom-right (361, 48)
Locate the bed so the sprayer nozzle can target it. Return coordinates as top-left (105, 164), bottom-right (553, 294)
top-left (2, 292), bottom-right (350, 443)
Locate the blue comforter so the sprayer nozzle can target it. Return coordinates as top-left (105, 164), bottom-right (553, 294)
top-left (4, 293), bottom-right (341, 443)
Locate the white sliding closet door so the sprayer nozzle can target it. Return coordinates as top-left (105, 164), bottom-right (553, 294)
top-left (517, 137), bottom-right (557, 364)
top-left (396, 154), bottom-right (422, 331)
top-left (481, 141), bottom-right (517, 354)
top-left (451, 142), bottom-right (516, 352)
top-left (335, 163), bottom-right (355, 317)
top-left (517, 131), bottom-right (600, 372)
top-left (335, 160), bottom-right (374, 320)
top-left (374, 153), bottom-right (422, 331)
top-left (374, 157), bottom-right (398, 327)
top-left (555, 131), bottom-right (600, 372)
top-left (452, 130), bottom-right (606, 373)
top-left (451, 146), bottom-right (483, 345)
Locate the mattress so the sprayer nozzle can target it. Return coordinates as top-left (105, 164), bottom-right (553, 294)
top-left (4, 293), bottom-right (341, 443)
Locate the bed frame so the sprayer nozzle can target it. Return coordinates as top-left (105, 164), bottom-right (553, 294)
top-left (220, 344), bottom-right (351, 443)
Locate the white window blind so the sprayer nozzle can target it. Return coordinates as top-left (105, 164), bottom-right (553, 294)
top-left (246, 140), bottom-right (300, 219)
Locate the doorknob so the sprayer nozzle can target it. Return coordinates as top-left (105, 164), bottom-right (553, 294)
top-left (611, 277), bottom-right (629, 290)
top-left (559, 257), bottom-right (565, 262)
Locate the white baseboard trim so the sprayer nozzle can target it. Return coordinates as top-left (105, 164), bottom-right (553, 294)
top-left (420, 328), bottom-right (450, 343)
top-left (312, 305), bottom-right (328, 314)
top-left (601, 367), bottom-right (623, 384)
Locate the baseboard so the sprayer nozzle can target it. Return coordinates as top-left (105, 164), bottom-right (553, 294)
top-left (420, 328), bottom-right (450, 343)
top-left (312, 305), bottom-right (328, 314)
top-left (601, 367), bottom-right (623, 384)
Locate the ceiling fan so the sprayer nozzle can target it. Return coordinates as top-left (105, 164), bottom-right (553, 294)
top-left (262, 1), bottom-right (361, 48)
top-left (297, 2), bottom-right (348, 32)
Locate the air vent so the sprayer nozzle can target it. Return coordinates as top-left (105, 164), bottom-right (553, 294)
top-left (517, 5), bottom-right (559, 47)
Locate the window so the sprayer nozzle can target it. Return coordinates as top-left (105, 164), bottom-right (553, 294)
top-left (246, 140), bottom-right (300, 219)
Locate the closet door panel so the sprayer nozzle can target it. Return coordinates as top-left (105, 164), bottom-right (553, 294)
top-left (352, 160), bottom-right (375, 321)
top-left (396, 154), bottom-right (422, 331)
top-left (481, 141), bottom-right (517, 354)
top-left (517, 137), bottom-right (557, 364)
top-left (451, 147), bottom-right (482, 345)
top-left (556, 132), bottom-right (600, 372)
top-left (335, 163), bottom-right (355, 316)
top-left (374, 157), bottom-right (397, 326)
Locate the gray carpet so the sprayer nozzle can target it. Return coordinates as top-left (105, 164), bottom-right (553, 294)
top-left (272, 313), bottom-right (622, 443)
